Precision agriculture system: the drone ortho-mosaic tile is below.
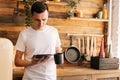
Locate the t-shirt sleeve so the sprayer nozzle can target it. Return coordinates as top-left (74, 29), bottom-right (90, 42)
top-left (15, 32), bottom-right (26, 52)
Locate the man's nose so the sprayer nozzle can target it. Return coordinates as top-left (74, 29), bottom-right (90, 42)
top-left (38, 20), bottom-right (42, 24)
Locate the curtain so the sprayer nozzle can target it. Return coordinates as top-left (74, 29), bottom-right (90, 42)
top-left (111, 0), bottom-right (120, 58)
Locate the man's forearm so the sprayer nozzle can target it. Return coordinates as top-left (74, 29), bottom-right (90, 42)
top-left (15, 59), bottom-right (32, 67)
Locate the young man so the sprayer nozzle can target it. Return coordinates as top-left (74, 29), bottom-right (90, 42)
top-left (15, 1), bottom-right (62, 80)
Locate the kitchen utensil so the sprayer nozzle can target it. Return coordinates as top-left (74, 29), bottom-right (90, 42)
top-left (90, 36), bottom-right (94, 56)
top-left (84, 37), bottom-right (87, 56)
top-left (86, 36), bottom-right (90, 56)
top-left (77, 38), bottom-right (81, 52)
top-left (92, 37), bottom-right (97, 56)
top-left (64, 36), bottom-right (81, 63)
top-left (78, 37), bottom-right (87, 61)
top-left (81, 37), bottom-right (85, 54)
top-left (85, 36), bottom-right (91, 61)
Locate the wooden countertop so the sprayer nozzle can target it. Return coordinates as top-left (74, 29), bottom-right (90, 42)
top-left (57, 66), bottom-right (120, 76)
top-left (13, 64), bottom-right (120, 77)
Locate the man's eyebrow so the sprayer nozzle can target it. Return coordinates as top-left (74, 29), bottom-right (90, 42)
top-left (35, 19), bottom-right (41, 21)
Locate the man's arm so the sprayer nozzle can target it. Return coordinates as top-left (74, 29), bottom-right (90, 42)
top-left (56, 46), bottom-right (62, 53)
top-left (15, 50), bottom-right (49, 67)
top-left (14, 50), bottom-right (32, 67)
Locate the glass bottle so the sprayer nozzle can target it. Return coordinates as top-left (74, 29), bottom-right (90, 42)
top-left (76, 10), bottom-right (83, 18)
top-left (102, 4), bottom-right (107, 19)
top-left (99, 37), bottom-right (106, 58)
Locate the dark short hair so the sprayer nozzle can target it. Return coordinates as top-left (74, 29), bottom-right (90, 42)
top-left (31, 1), bottom-right (48, 15)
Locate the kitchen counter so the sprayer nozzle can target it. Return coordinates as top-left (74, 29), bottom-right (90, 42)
top-left (13, 64), bottom-right (120, 80)
top-left (57, 65), bottom-right (120, 80)
top-left (57, 65), bottom-right (120, 76)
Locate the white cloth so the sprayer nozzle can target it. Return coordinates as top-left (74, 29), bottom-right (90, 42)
top-left (16, 25), bottom-right (61, 80)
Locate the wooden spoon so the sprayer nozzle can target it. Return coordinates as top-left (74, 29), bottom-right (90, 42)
top-left (93, 37), bottom-right (97, 56)
top-left (90, 36), bottom-right (94, 56)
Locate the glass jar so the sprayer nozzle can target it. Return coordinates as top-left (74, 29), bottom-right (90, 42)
top-left (76, 10), bottom-right (83, 18)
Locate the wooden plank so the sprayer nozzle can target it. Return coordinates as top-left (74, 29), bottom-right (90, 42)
top-left (49, 11), bottom-right (67, 18)
top-left (46, 1), bottom-right (67, 5)
top-left (47, 2), bottom-right (68, 12)
top-left (0, 26), bottom-right (26, 31)
top-left (70, 18), bottom-right (108, 22)
top-left (18, 1), bottom-right (68, 12)
top-left (77, 8), bottom-right (100, 18)
top-left (62, 75), bottom-right (91, 80)
top-left (47, 18), bottom-right (104, 27)
top-left (0, 1), bottom-right (17, 8)
top-left (79, 0), bottom-right (104, 8)
top-left (56, 26), bottom-right (104, 34)
top-left (0, 15), bottom-right (13, 23)
top-left (0, 8), bottom-right (14, 15)
top-left (0, 0), bottom-right (16, 1)
top-left (80, 0), bottom-right (104, 3)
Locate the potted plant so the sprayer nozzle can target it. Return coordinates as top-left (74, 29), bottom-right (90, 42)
top-left (66, 0), bottom-right (80, 18)
top-left (23, 0), bottom-right (37, 26)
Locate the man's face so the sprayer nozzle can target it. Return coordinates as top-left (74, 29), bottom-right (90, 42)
top-left (31, 10), bottom-right (48, 30)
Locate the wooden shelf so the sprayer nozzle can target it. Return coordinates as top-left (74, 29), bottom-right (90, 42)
top-left (17, 1), bottom-right (67, 10)
top-left (46, 1), bottom-right (67, 6)
top-left (70, 17), bottom-right (109, 22)
top-left (0, 23), bottom-right (26, 31)
top-left (18, 1), bottom-right (67, 6)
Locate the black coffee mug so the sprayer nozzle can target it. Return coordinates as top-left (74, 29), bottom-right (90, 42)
top-left (54, 53), bottom-right (64, 64)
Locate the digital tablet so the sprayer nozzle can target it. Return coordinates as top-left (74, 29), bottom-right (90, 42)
top-left (33, 54), bottom-right (53, 59)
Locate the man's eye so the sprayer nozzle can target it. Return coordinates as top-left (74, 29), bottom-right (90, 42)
top-left (42, 19), bottom-right (46, 21)
top-left (35, 19), bottom-right (40, 22)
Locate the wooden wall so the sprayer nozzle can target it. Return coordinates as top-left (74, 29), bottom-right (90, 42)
top-left (0, 0), bottom-right (107, 57)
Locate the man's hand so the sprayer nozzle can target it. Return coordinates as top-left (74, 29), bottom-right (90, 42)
top-left (31, 56), bottom-right (50, 65)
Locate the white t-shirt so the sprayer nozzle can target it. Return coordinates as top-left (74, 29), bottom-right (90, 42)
top-left (16, 25), bottom-right (61, 80)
